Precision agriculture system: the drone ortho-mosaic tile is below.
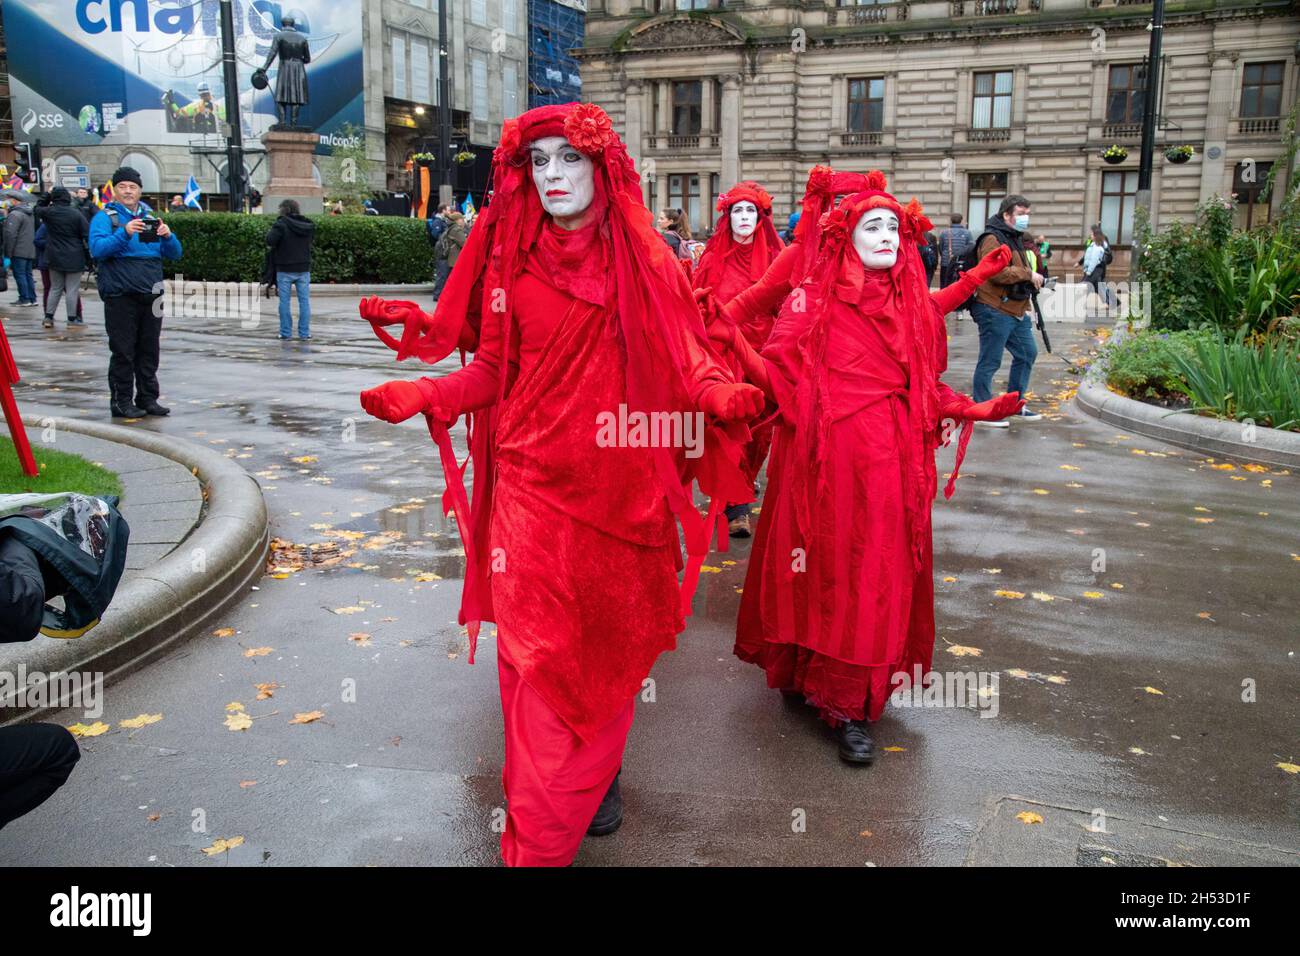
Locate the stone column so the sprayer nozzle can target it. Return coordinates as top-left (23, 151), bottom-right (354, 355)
top-left (1200, 49), bottom-right (1239, 204)
top-left (720, 73), bottom-right (741, 187)
top-left (657, 79), bottom-right (671, 145)
top-left (625, 79), bottom-right (645, 178)
top-left (701, 77), bottom-right (715, 140)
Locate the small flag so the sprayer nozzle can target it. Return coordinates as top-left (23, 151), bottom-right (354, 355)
top-left (461, 192), bottom-right (475, 218)
top-left (99, 179), bottom-right (114, 208)
top-left (184, 174), bottom-right (202, 210)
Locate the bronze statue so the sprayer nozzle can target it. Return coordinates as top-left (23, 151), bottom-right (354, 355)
top-left (260, 16), bottom-right (311, 129)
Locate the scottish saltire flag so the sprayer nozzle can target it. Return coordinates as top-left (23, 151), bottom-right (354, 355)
top-left (461, 193), bottom-right (476, 218)
top-left (184, 175), bottom-right (202, 210)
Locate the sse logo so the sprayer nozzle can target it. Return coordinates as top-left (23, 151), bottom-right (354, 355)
top-left (20, 108), bottom-right (66, 135)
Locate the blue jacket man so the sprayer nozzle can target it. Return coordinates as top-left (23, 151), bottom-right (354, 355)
top-left (88, 167), bottom-right (183, 418)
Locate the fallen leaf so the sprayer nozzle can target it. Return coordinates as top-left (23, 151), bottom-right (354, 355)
top-left (212, 627), bottom-right (236, 638)
top-left (881, 746), bottom-right (906, 753)
top-left (276, 759), bottom-right (288, 766)
top-left (224, 711), bottom-right (253, 731)
top-left (201, 836), bottom-right (245, 857)
top-left (243, 646), bottom-right (273, 658)
top-left (349, 632), bottom-right (373, 647)
top-left (1031, 591), bottom-right (1055, 602)
top-left (1015, 811), bottom-right (1044, 825)
top-left (945, 644), bottom-right (982, 657)
top-left (239, 780), bottom-right (257, 789)
top-left (254, 682), bottom-right (279, 701)
top-left (147, 813), bottom-right (161, 822)
top-left (290, 710), bottom-right (325, 725)
top-left (225, 701), bottom-right (245, 712)
top-left (1045, 675), bottom-right (1070, 685)
top-left (1006, 668), bottom-right (1030, 679)
top-left (1277, 762), bottom-right (1300, 775)
top-left (983, 568), bottom-right (1002, 574)
top-left (1032, 488), bottom-right (1050, 495)
top-left (1082, 591), bottom-right (1104, 599)
top-left (1209, 462), bottom-right (1236, 471)
top-left (1110, 582), bottom-right (1124, 589)
top-left (1059, 464), bottom-right (1080, 471)
top-left (331, 606), bottom-right (366, 615)
top-left (119, 713), bottom-right (163, 729)
top-left (1143, 686), bottom-right (1164, 695)
top-left (699, 565), bottom-right (722, 573)
top-left (942, 575), bottom-right (957, 583)
top-left (290, 455), bottom-right (318, 464)
top-left (1128, 746), bottom-right (1147, 755)
top-left (1196, 611), bottom-right (1214, 621)
top-left (67, 721), bottom-right (110, 738)
top-left (994, 589), bottom-right (1025, 599)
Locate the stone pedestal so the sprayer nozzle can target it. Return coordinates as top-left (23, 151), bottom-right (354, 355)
top-left (262, 129), bottom-right (324, 214)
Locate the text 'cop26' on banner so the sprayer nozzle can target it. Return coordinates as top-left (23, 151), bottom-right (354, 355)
top-left (1, 0), bottom-right (363, 155)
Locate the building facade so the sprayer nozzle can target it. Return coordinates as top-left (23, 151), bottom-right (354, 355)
top-left (529, 0), bottom-right (588, 108)
top-left (576, 0), bottom-right (1300, 267)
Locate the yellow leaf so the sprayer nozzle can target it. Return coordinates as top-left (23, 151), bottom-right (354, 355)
top-left (983, 568), bottom-right (1002, 574)
top-left (67, 721), bottom-right (110, 738)
top-left (1045, 675), bottom-right (1070, 685)
top-left (212, 627), bottom-right (236, 638)
top-left (225, 701), bottom-right (245, 712)
top-left (1277, 762), bottom-right (1300, 775)
top-left (331, 605), bottom-right (366, 615)
top-left (1030, 591), bottom-right (1055, 602)
top-left (1110, 582), bottom-right (1124, 589)
top-left (201, 836), bottom-right (245, 857)
top-left (1196, 611), bottom-right (1213, 620)
top-left (1193, 506), bottom-right (1211, 513)
top-left (994, 589), bottom-right (1025, 599)
top-left (1192, 517), bottom-right (1215, 524)
top-left (119, 713), bottom-right (163, 729)
top-left (1059, 464), bottom-right (1080, 471)
top-left (290, 455), bottom-right (318, 464)
top-left (881, 746), bottom-right (906, 752)
top-left (699, 565), bottom-right (722, 573)
top-left (1243, 463), bottom-right (1269, 473)
top-left (1082, 591), bottom-right (1104, 599)
top-left (942, 575), bottom-right (957, 583)
top-left (348, 632), bottom-right (373, 647)
top-left (946, 644), bottom-right (982, 657)
top-left (1143, 686), bottom-right (1164, 695)
top-left (243, 646), bottom-right (273, 658)
top-left (290, 710), bottom-right (325, 725)
top-left (1032, 488), bottom-right (1050, 495)
top-left (254, 682), bottom-right (278, 700)
top-left (1015, 811), bottom-right (1044, 825)
top-left (276, 759), bottom-right (288, 766)
top-left (224, 711), bottom-right (253, 731)
top-left (1209, 462), bottom-right (1236, 471)
top-left (1006, 668), bottom-right (1029, 679)
top-left (1128, 746), bottom-right (1147, 755)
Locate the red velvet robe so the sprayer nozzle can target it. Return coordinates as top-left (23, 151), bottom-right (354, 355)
top-left (735, 253), bottom-right (977, 725)
top-left (433, 220), bottom-right (735, 742)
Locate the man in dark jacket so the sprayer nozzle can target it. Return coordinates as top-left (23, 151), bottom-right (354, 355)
top-left (3, 199), bottom-right (38, 307)
top-left (73, 188), bottom-right (97, 224)
top-left (432, 210), bottom-right (466, 300)
top-left (266, 198), bottom-right (315, 339)
top-left (88, 166), bottom-right (183, 418)
top-left (936, 213), bottom-right (974, 293)
top-left (970, 195), bottom-right (1043, 426)
top-left (35, 187), bottom-right (89, 329)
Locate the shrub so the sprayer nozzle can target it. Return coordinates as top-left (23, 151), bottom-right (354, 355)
top-left (1101, 328), bottom-right (1215, 401)
top-left (1169, 329), bottom-right (1300, 431)
top-left (159, 212), bottom-right (434, 284)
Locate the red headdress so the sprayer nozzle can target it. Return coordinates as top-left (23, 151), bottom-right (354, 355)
top-left (777, 170), bottom-right (945, 571)
top-left (692, 181), bottom-right (784, 293)
top-left (395, 103), bottom-right (748, 655)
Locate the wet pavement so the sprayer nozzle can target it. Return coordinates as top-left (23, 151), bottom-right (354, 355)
top-left (1, 295), bottom-right (1296, 866)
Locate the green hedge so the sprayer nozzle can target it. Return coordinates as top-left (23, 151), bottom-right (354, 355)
top-left (158, 212), bottom-right (435, 284)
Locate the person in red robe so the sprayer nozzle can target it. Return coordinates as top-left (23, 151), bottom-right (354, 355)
top-left (704, 170), bottom-right (1021, 764)
top-left (357, 103), bottom-right (762, 866)
top-left (691, 181), bottom-right (785, 537)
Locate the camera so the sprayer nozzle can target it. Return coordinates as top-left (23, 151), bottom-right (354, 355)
top-left (138, 217), bottom-right (161, 243)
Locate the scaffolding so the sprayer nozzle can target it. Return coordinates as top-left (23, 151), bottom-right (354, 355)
top-left (528, 0), bottom-right (585, 109)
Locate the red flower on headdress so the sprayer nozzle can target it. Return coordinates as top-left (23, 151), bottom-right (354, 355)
top-left (807, 165), bottom-right (834, 196)
top-left (865, 170), bottom-right (888, 191)
top-left (820, 204), bottom-right (852, 243)
top-left (902, 197), bottom-right (933, 236)
top-left (563, 103), bottom-right (615, 156)
top-left (494, 118), bottom-right (522, 165)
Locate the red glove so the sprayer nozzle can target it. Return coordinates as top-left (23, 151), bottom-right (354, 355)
top-left (699, 382), bottom-right (765, 422)
top-left (694, 287), bottom-right (739, 352)
top-left (360, 296), bottom-right (426, 322)
top-left (360, 379), bottom-right (453, 425)
top-left (960, 391), bottom-right (1024, 422)
top-left (966, 244), bottom-right (1013, 284)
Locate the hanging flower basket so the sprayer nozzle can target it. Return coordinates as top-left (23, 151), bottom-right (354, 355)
top-left (410, 152), bottom-right (435, 164)
top-left (1101, 145), bottom-right (1128, 164)
top-left (453, 151), bottom-right (476, 165)
top-left (1164, 145), bottom-right (1194, 164)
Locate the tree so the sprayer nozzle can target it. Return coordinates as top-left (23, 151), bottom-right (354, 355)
top-left (323, 123), bottom-right (373, 213)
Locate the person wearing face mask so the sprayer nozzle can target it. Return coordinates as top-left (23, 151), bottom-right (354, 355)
top-left (357, 103), bottom-right (762, 867)
top-left (692, 182), bottom-right (785, 537)
top-left (968, 195), bottom-right (1044, 427)
top-left (705, 171), bottom-right (1021, 763)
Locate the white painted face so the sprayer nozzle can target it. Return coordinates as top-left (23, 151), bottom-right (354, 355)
top-left (529, 136), bottom-right (595, 223)
top-left (853, 208), bottom-right (900, 270)
top-left (730, 201), bottom-right (758, 241)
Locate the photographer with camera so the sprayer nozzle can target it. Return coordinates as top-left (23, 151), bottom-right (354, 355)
top-left (968, 195), bottom-right (1043, 427)
top-left (88, 167), bottom-right (183, 419)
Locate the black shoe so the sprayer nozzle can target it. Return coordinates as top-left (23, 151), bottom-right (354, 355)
top-left (111, 402), bottom-right (147, 419)
top-left (68, 317), bottom-right (84, 326)
top-left (42, 315), bottom-right (54, 329)
top-left (728, 514), bottom-right (752, 538)
top-left (836, 720), bottom-right (875, 765)
top-left (586, 771), bottom-right (623, 836)
top-left (141, 402), bottom-right (170, 416)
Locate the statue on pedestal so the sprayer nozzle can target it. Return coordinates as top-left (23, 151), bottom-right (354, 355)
top-left (258, 16), bottom-right (311, 129)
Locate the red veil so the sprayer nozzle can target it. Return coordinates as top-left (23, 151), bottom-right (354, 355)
top-left (378, 103), bottom-right (750, 659)
top-left (692, 181), bottom-right (784, 295)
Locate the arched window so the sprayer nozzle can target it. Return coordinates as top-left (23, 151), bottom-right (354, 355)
top-left (118, 152), bottom-right (161, 192)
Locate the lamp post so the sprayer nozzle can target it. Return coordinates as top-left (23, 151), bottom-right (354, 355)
top-left (1133, 0), bottom-right (1165, 269)
top-left (436, 0), bottom-right (453, 209)
top-left (218, 0), bottom-right (245, 212)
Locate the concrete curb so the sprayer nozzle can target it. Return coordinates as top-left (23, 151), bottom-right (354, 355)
top-left (83, 278), bottom-right (437, 296)
top-left (2, 417), bottom-right (269, 725)
top-left (1074, 380), bottom-right (1300, 469)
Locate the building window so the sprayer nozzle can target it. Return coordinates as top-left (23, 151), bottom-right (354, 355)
top-left (669, 173), bottom-right (701, 231)
top-left (967, 171), bottom-right (1008, 228)
top-left (504, 62), bottom-right (519, 119)
top-left (1233, 160), bottom-right (1273, 229)
top-left (672, 81), bottom-right (702, 136)
top-left (472, 57), bottom-right (488, 122)
top-left (1100, 170), bottom-right (1138, 244)
top-left (471, 0), bottom-right (487, 27)
top-left (847, 77), bottom-right (885, 132)
top-left (1240, 62), bottom-right (1284, 118)
top-left (503, 0), bottom-right (517, 34)
top-left (1105, 64), bottom-right (1147, 124)
top-left (713, 79), bottom-right (721, 133)
top-left (709, 172), bottom-right (719, 222)
top-left (392, 36), bottom-right (407, 100)
top-left (972, 70), bottom-right (1012, 129)
top-left (411, 40), bottom-right (430, 104)
top-left (658, 0), bottom-right (716, 10)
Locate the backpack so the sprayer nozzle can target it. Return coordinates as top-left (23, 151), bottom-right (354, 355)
top-left (1102, 244), bottom-right (1114, 266)
top-left (680, 238), bottom-right (706, 264)
top-left (426, 216), bottom-right (448, 246)
top-left (434, 227), bottom-right (453, 261)
top-left (953, 231), bottom-right (994, 312)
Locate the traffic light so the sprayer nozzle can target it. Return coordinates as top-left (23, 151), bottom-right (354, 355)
top-left (14, 141), bottom-right (41, 189)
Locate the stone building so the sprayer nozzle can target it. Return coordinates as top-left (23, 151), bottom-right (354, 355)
top-left (576, 0), bottom-right (1299, 266)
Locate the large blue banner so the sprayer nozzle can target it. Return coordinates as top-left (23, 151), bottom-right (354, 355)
top-left (2, 1), bottom-right (363, 155)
